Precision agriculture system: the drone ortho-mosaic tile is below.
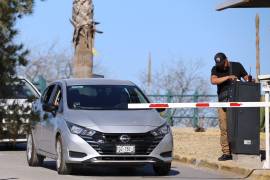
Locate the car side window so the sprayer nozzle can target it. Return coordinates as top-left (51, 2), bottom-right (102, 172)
top-left (41, 85), bottom-right (55, 104)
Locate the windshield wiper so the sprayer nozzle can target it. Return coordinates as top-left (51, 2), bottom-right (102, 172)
top-left (72, 106), bottom-right (128, 110)
top-left (73, 106), bottom-right (103, 110)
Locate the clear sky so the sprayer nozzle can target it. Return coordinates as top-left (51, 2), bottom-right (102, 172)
top-left (16, 0), bottom-right (270, 93)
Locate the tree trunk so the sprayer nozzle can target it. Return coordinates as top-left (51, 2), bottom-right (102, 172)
top-left (72, 0), bottom-right (94, 78)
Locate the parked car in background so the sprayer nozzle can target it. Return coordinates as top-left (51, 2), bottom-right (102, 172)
top-left (0, 77), bottom-right (41, 143)
top-left (27, 78), bottom-right (173, 176)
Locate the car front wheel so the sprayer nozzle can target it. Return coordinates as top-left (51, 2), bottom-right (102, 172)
top-left (56, 136), bottom-right (72, 175)
top-left (153, 162), bottom-right (171, 176)
top-left (26, 133), bottom-right (44, 166)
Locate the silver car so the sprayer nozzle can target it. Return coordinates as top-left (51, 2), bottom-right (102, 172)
top-left (27, 78), bottom-right (173, 175)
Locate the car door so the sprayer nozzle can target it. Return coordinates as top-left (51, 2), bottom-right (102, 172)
top-left (35, 84), bottom-right (56, 152)
top-left (43, 84), bottom-right (64, 155)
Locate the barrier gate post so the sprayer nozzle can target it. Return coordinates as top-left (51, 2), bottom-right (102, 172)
top-left (258, 75), bottom-right (270, 169)
top-left (264, 91), bottom-right (270, 169)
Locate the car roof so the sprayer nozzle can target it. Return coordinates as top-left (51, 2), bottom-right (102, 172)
top-left (58, 78), bottom-right (135, 86)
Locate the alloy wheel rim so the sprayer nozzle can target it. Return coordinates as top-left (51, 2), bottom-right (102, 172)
top-left (27, 135), bottom-right (32, 161)
top-left (56, 141), bottom-right (61, 169)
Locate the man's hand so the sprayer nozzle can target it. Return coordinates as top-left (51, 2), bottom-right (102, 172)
top-left (243, 75), bottom-right (249, 82)
top-left (228, 75), bottom-right (238, 81)
top-left (211, 75), bottom-right (238, 85)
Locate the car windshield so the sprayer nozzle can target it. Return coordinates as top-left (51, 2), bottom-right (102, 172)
top-left (67, 85), bottom-right (149, 110)
top-left (0, 79), bottom-right (39, 99)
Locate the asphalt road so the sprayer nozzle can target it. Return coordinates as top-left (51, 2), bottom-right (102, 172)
top-left (0, 144), bottom-right (245, 180)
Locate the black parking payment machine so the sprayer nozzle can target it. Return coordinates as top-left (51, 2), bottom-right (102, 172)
top-left (227, 81), bottom-right (261, 155)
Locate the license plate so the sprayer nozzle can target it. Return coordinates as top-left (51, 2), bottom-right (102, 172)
top-left (116, 145), bottom-right (135, 154)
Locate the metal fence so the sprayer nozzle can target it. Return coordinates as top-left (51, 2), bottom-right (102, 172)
top-left (147, 92), bottom-right (218, 128)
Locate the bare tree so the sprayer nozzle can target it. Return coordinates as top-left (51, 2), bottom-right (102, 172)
top-left (139, 59), bottom-right (210, 95)
top-left (18, 44), bottom-right (73, 83)
top-left (18, 43), bottom-right (108, 83)
top-left (138, 58), bottom-right (214, 128)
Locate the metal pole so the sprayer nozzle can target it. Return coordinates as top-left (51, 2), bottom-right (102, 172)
top-left (192, 91), bottom-right (199, 128)
top-left (166, 91), bottom-right (173, 126)
top-left (147, 52), bottom-right (152, 88)
top-left (256, 14), bottom-right (260, 82)
top-left (264, 91), bottom-right (270, 169)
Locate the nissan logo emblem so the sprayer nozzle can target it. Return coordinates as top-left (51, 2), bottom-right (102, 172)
top-left (119, 135), bottom-right (130, 143)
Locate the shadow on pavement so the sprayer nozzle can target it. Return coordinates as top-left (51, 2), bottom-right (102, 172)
top-left (42, 160), bottom-right (57, 171)
top-left (0, 143), bottom-right (26, 151)
top-left (260, 150), bottom-right (266, 161)
top-left (42, 160), bottom-right (180, 177)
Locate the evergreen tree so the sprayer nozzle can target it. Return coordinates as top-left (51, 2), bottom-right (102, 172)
top-left (0, 0), bottom-right (42, 143)
top-left (0, 0), bottom-right (34, 91)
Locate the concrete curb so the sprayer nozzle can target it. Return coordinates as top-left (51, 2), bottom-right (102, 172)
top-left (250, 171), bottom-right (270, 180)
top-left (173, 155), bottom-right (270, 179)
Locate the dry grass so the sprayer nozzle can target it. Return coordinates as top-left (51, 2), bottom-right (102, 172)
top-left (172, 128), bottom-right (265, 163)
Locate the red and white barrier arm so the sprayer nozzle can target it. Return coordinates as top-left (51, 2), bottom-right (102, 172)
top-left (128, 102), bottom-right (270, 109)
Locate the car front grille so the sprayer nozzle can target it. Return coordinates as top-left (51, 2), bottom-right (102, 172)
top-left (80, 132), bottom-right (164, 155)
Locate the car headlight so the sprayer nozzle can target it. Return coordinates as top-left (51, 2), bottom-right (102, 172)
top-left (151, 123), bottom-right (170, 137)
top-left (66, 121), bottom-right (96, 136)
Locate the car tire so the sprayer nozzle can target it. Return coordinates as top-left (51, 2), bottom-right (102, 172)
top-left (26, 133), bottom-right (44, 166)
top-left (153, 162), bottom-right (171, 176)
top-left (56, 136), bottom-right (72, 175)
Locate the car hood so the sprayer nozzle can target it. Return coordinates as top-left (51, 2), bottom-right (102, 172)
top-left (64, 110), bottom-right (165, 133)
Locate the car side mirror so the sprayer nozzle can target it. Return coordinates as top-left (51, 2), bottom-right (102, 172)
top-left (42, 103), bottom-right (57, 113)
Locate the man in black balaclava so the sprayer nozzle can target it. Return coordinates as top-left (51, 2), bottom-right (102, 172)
top-left (211, 52), bottom-right (249, 161)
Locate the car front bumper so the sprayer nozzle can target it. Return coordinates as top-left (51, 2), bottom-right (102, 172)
top-left (61, 128), bottom-right (173, 165)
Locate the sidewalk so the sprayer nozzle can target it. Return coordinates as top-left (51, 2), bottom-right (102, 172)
top-left (172, 128), bottom-right (270, 179)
